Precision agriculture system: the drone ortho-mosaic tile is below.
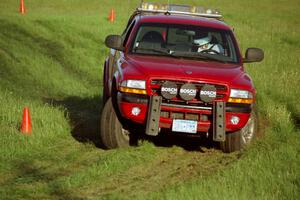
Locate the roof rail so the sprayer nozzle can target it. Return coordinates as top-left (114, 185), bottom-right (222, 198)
top-left (137, 2), bottom-right (222, 19)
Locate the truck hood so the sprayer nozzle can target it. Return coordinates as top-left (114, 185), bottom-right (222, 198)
top-left (124, 54), bottom-right (245, 85)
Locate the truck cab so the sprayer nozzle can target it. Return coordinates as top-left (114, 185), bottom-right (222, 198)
top-left (101, 3), bottom-right (264, 152)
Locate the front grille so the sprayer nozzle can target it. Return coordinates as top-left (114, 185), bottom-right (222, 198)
top-left (160, 110), bottom-right (209, 121)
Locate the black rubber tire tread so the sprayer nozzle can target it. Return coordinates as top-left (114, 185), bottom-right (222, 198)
top-left (220, 107), bottom-right (257, 153)
top-left (102, 87), bottom-right (108, 108)
top-left (220, 130), bottom-right (242, 153)
top-left (100, 98), bottom-right (116, 148)
top-left (102, 60), bottom-right (109, 107)
top-left (100, 98), bottom-right (130, 149)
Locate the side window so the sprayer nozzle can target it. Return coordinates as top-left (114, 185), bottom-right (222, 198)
top-left (122, 20), bottom-right (136, 47)
top-left (226, 34), bottom-right (237, 62)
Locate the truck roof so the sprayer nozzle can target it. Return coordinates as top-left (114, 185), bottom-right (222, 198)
top-left (135, 14), bottom-right (231, 31)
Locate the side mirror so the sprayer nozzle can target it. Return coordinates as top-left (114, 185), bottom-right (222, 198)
top-left (243, 48), bottom-right (264, 63)
top-left (105, 35), bottom-right (124, 51)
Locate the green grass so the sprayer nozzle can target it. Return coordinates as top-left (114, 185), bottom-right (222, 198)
top-left (0, 0), bottom-right (300, 199)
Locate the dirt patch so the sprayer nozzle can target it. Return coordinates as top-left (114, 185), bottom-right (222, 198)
top-left (77, 147), bottom-right (238, 198)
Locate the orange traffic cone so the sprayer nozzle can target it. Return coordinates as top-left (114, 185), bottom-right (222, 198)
top-left (19, 0), bottom-right (26, 14)
top-left (108, 8), bottom-right (115, 22)
top-left (20, 107), bottom-right (32, 135)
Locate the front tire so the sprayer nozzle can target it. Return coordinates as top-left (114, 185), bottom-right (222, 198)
top-left (100, 98), bottom-right (130, 149)
top-left (220, 109), bottom-right (258, 153)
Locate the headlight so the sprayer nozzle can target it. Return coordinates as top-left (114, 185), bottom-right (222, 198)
top-left (230, 89), bottom-right (253, 99)
top-left (120, 80), bottom-right (147, 95)
top-left (121, 80), bottom-right (146, 89)
top-left (228, 89), bottom-right (253, 104)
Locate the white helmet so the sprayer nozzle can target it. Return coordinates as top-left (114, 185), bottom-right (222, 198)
top-left (194, 33), bottom-right (212, 46)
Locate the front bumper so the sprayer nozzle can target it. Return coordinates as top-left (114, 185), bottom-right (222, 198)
top-left (117, 92), bottom-right (251, 137)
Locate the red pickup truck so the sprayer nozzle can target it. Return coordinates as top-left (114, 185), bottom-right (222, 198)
top-left (101, 3), bottom-right (264, 152)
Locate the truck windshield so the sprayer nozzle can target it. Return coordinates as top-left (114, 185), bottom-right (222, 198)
top-left (131, 23), bottom-right (239, 63)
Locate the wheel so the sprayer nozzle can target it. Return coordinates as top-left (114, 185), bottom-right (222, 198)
top-left (102, 86), bottom-right (108, 107)
top-left (100, 97), bottom-right (130, 149)
top-left (102, 65), bottom-right (109, 107)
top-left (220, 108), bottom-right (258, 153)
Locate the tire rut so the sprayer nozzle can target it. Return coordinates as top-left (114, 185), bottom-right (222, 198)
top-left (79, 147), bottom-right (238, 198)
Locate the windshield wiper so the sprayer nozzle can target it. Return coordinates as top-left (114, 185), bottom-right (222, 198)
top-left (133, 48), bottom-right (229, 62)
top-left (172, 52), bottom-right (229, 63)
top-left (134, 47), bottom-right (177, 57)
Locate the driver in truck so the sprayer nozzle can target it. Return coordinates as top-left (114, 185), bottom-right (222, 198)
top-left (194, 33), bottom-right (224, 54)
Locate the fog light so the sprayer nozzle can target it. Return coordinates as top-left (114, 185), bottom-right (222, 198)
top-left (230, 116), bottom-right (240, 125)
top-left (132, 107), bottom-right (141, 116)
top-left (149, 4), bottom-right (154, 10)
top-left (206, 9), bottom-right (212, 14)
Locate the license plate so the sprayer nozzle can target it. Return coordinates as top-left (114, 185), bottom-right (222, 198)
top-left (172, 119), bottom-right (197, 134)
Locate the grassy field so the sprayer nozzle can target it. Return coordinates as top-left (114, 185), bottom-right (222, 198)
top-left (0, 0), bottom-right (299, 199)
